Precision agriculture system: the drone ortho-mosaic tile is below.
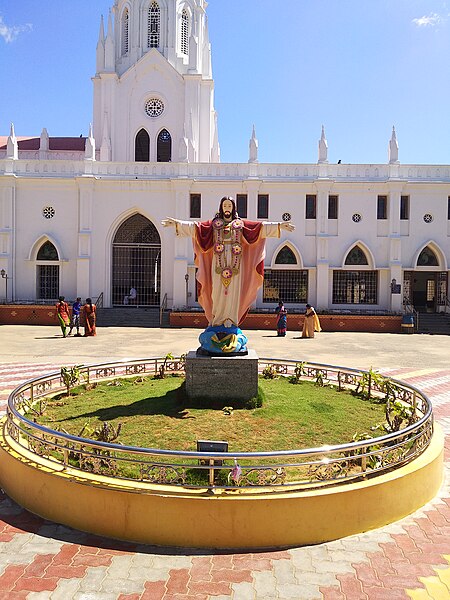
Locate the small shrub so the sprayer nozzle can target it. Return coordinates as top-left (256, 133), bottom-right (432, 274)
top-left (262, 365), bottom-right (277, 379)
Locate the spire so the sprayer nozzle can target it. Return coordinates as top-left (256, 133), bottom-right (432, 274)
top-left (85, 124), bottom-right (96, 161)
top-left (318, 125), bottom-right (328, 164)
top-left (104, 10), bottom-right (115, 71)
top-left (249, 125), bottom-right (258, 163)
top-left (6, 123), bottom-right (18, 160)
top-left (179, 125), bottom-right (189, 163)
top-left (39, 127), bottom-right (49, 159)
top-left (96, 15), bottom-right (105, 73)
top-left (100, 113), bottom-right (111, 161)
top-left (388, 125), bottom-right (399, 164)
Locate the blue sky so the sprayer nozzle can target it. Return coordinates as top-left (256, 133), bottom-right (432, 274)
top-left (1, 0), bottom-right (450, 164)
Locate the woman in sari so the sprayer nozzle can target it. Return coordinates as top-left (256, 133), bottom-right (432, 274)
top-left (56, 296), bottom-right (70, 338)
top-left (275, 301), bottom-right (287, 337)
top-left (83, 297), bottom-right (97, 337)
top-left (302, 304), bottom-right (321, 338)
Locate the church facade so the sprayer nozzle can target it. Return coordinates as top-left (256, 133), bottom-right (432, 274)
top-left (0, 0), bottom-right (449, 316)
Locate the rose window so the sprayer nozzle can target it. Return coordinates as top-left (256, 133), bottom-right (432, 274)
top-left (423, 214), bottom-right (433, 223)
top-left (42, 206), bottom-right (55, 219)
top-left (282, 212), bottom-right (292, 222)
top-left (145, 98), bottom-right (164, 117)
top-left (352, 213), bottom-right (362, 223)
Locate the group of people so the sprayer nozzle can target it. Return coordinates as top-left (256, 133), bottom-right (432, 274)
top-left (55, 296), bottom-right (97, 338)
top-left (276, 301), bottom-right (321, 338)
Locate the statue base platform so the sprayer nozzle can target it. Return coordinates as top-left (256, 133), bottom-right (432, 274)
top-left (185, 349), bottom-right (258, 402)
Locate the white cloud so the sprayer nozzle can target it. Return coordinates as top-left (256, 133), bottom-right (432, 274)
top-left (412, 13), bottom-right (443, 27)
top-left (0, 15), bottom-right (32, 43)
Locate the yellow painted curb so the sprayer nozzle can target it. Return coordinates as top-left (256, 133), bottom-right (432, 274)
top-left (0, 419), bottom-right (444, 549)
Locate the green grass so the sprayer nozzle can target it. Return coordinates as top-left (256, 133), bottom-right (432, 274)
top-left (33, 375), bottom-right (386, 452)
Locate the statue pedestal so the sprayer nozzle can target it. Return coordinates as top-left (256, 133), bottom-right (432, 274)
top-left (185, 349), bottom-right (259, 402)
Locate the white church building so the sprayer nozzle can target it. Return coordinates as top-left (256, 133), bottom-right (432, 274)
top-left (0, 0), bottom-right (449, 317)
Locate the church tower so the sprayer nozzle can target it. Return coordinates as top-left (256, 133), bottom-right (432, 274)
top-left (93, 0), bottom-right (220, 163)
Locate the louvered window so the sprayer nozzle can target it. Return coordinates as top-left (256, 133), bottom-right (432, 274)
top-left (148, 2), bottom-right (160, 48)
top-left (122, 8), bottom-right (129, 55)
top-left (181, 9), bottom-right (189, 55)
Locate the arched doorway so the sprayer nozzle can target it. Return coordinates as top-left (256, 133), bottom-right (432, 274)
top-left (112, 214), bottom-right (161, 306)
top-left (36, 241), bottom-right (60, 300)
top-left (404, 245), bottom-right (448, 312)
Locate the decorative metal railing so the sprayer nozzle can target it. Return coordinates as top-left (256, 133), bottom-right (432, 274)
top-left (4, 357), bottom-right (433, 492)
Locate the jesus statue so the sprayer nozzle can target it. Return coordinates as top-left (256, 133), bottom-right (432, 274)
top-left (162, 196), bottom-right (295, 354)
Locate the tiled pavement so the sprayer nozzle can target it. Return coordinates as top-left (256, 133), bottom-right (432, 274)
top-left (0, 361), bottom-right (449, 599)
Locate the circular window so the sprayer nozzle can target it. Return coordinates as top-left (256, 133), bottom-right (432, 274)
top-left (423, 213), bottom-right (433, 223)
top-left (42, 206), bottom-right (55, 219)
top-left (352, 213), bottom-right (362, 223)
top-left (282, 212), bottom-right (292, 222)
top-left (145, 98), bottom-right (164, 117)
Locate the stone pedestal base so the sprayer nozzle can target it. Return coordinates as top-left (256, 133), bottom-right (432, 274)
top-left (185, 349), bottom-right (259, 402)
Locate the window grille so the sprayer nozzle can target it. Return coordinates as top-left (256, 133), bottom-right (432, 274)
top-left (148, 1), bottom-right (160, 48)
top-left (181, 9), bottom-right (189, 55)
top-left (400, 196), bottom-right (409, 220)
top-left (257, 194), bottom-right (269, 219)
top-left (437, 272), bottom-right (448, 304)
top-left (344, 246), bottom-right (368, 266)
top-left (417, 247), bottom-right (438, 267)
top-left (236, 194), bottom-right (248, 218)
top-left (275, 246), bottom-right (297, 265)
top-left (403, 272), bottom-right (412, 303)
top-left (112, 214), bottom-right (161, 306)
top-left (122, 8), bottom-right (129, 55)
top-left (263, 270), bottom-right (308, 303)
top-left (328, 195), bottom-right (338, 219)
top-left (135, 129), bottom-right (150, 162)
top-left (426, 279), bottom-right (435, 302)
top-left (332, 271), bottom-right (378, 304)
top-left (377, 195), bottom-right (387, 220)
top-left (37, 265), bottom-right (59, 300)
top-left (157, 129), bottom-right (171, 162)
top-left (37, 241), bottom-right (58, 261)
top-left (190, 194), bottom-right (201, 219)
top-left (306, 195), bottom-right (316, 219)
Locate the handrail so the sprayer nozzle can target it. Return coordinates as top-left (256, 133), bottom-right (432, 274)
top-left (403, 296), bottom-right (419, 331)
top-left (94, 292), bottom-right (104, 309)
top-left (5, 357), bottom-right (434, 491)
top-left (159, 292), bottom-right (167, 326)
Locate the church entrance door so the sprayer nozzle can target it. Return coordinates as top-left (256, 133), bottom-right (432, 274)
top-left (404, 271), bottom-right (448, 313)
top-left (112, 214), bottom-right (161, 307)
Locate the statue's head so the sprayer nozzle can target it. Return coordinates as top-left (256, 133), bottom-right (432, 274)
top-left (218, 196), bottom-right (237, 221)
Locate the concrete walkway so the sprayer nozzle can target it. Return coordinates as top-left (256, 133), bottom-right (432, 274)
top-left (0, 325), bottom-right (448, 599)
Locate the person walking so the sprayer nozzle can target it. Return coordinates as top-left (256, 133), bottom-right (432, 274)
top-left (275, 301), bottom-right (287, 337)
top-left (302, 304), bottom-right (321, 338)
top-left (83, 297), bottom-right (97, 337)
top-left (56, 296), bottom-right (70, 338)
top-left (68, 297), bottom-right (82, 336)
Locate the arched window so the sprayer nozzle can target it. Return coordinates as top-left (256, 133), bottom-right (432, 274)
top-left (181, 9), bottom-right (189, 55)
top-left (148, 1), bottom-right (160, 48)
top-left (36, 241), bottom-right (59, 300)
top-left (417, 246), bottom-right (439, 267)
top-left (122, 8), bottom-right (129, 55)
top-left (345, 246), bottom-right (368, 266)
top-left (275, 246), bottom-right (297, 265)
top-left (157, 129), bottom-right (171, 162)
top-left (37, 241), bottom-right (58, 261)
top-left (135, 129), bottom-right (150, 162)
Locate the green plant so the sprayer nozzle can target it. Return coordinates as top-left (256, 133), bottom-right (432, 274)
top-left (262, 365), bottom-right (277, 379)
top-left (355, 367), bottom-right (384, 399)
top-left (92, 421), bottom-right (123, 443)
top-left (314, 370), bottom-right (326, 387)
top-left (60, 365), bottom-right (84, 396)
top-left (289, 362), bottom-right (306, 385)
top-left (385, 398), bottom-right (415, 432)
top-left (156, 353), bottom-right (175, 379)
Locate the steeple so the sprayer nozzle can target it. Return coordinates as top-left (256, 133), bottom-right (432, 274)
top-left (39, 127), bottom-right (49, 160)
top-left (93, 0), bottom-right (219, 163)
top-left (318, 125), bottom-right (328, 164)
top-left (96, 15), bottom-right (105, 73)
top-left (389, 126), bottom-right (399, 164)
top-left (6, 123), bottom-right (18, 160)
top-left (85, 124), bottom-right (96, 161)
top-left (249, 125), bottom-right (258, 163)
